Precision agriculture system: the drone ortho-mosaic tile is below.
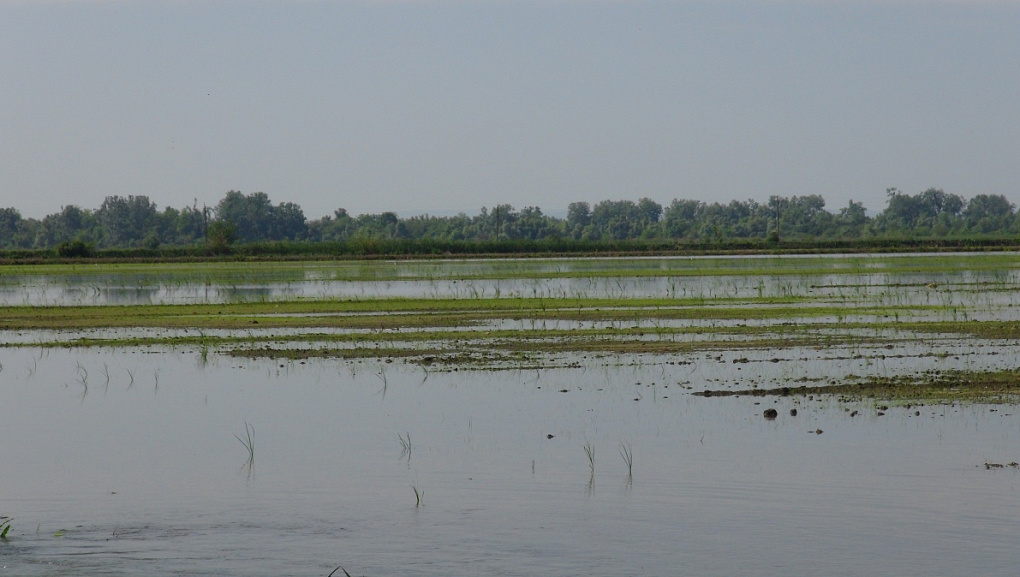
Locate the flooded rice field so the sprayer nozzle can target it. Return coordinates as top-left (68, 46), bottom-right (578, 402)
top-left (2, 253), bottom-right (1019, 306)
top-left (2, 253), bottom-right (1020, 575)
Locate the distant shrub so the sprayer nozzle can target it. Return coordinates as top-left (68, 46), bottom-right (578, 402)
top-left (55, 240), bottom-right (96, 258)
top-left (205, 221), bottom-right (236, 255)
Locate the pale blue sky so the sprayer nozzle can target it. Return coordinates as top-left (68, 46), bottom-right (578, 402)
top-left (1, 0), bottom-right (1018, 220)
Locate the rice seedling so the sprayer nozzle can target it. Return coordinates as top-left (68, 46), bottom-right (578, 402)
top-left (583, 442), bottom-right (595, 476)
top-left (198, 331), bottom-right (210, 365)
top-left (0, 516), bottom-right (11, 539)
top-left (619, 442), bottom-right (633, 478)
top-left (398, 432), bottom-right (412, 462)
top-left (235, 421), bottom-right (255, 470)
top-left (412, 483), bottom-right (424, 507)
top-left (100, 361), bottom-right (111, 393)
top-left (326, 565), bottom-right (354, 577)
top-left (73, 362), bottom-right (89, 400)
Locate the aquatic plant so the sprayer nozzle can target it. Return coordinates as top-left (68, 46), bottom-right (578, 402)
top-left (619, 442), bottom-right (633, 478)
top-left (398, 432), bottom-right (412, 462)
top-left (74, 361), bottom-right (89, 396)
top-left (584, 442), bottom-right (595, 476)
top-left (235, 421), bottom-right (255, 469)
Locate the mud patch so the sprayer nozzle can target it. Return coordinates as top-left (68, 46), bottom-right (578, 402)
top-left (693, 368), bottom-right (1020, 403)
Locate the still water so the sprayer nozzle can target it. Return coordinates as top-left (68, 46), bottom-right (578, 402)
top-left (2, 254), bottom-right (1018, 306)
top-left (2, 346), bottom-right (1019, 576)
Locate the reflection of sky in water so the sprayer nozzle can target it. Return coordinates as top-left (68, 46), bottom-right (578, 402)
top-left (1, 348), bottom-right (1019, 576)
top-left (3, 268), bottom-right (1020, 306)
top-left (3, 254), bottom-right (1020, 574)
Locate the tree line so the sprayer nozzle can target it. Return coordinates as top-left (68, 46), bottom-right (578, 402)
top-left (0, 187), bottom-right (1016, 251)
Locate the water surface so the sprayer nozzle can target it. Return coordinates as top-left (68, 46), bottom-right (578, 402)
top-left (3, 255), bottom-right (1020, 575)
top-left (2, 347), bottom-right (1019, 576)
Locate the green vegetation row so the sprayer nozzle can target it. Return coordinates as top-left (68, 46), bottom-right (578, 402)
top-left (0, 291), bottom-right (993, 334)
top-left (2, 235), bottom-right (1020, 264)
top-left (0, 186), bottom-right (1017, 256)
top-left (11, 313), bottom-right (1015, 362)
top-left (0, 296), bottom-right (861, 329)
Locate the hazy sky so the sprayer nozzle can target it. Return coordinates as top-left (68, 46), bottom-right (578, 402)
top-left (2, 1), bottom-right (1018, 220)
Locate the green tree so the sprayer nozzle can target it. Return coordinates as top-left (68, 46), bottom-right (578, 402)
top-left (663, 199), bottom-right (702, 238)
top-left (214, 191), bottom-right (307, 242)
top-left (591, 200), bottom-right (649, 240)
top-left (38, 205), bottom-right (96, 247)
top-left (480, 205), bottom-right (517, 240)
top-left (637, 197), bottom-right (663, 224)
top-left (878, 187), bottom-right (964, 235)
top-left (0, 208), bottom-right (23, 248)
top-left (962, 194), bottom-right (1015, 234)
top-left (513, 206), bottom-right (553, 240)
top-left (270, 201), bottom-right (308, 240)
top-left (567, 202), bottom-right (591, 239)
top-left (97, 195), bottom-right (158, 247)
top-left (151, 204), bottom-right (205, 246)
top-left (834, 200), bottom-right (869, 238)
top-left (772, 195), bottom-right (829, 239)
top-left (215, 191), bottom-right (273, 242)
